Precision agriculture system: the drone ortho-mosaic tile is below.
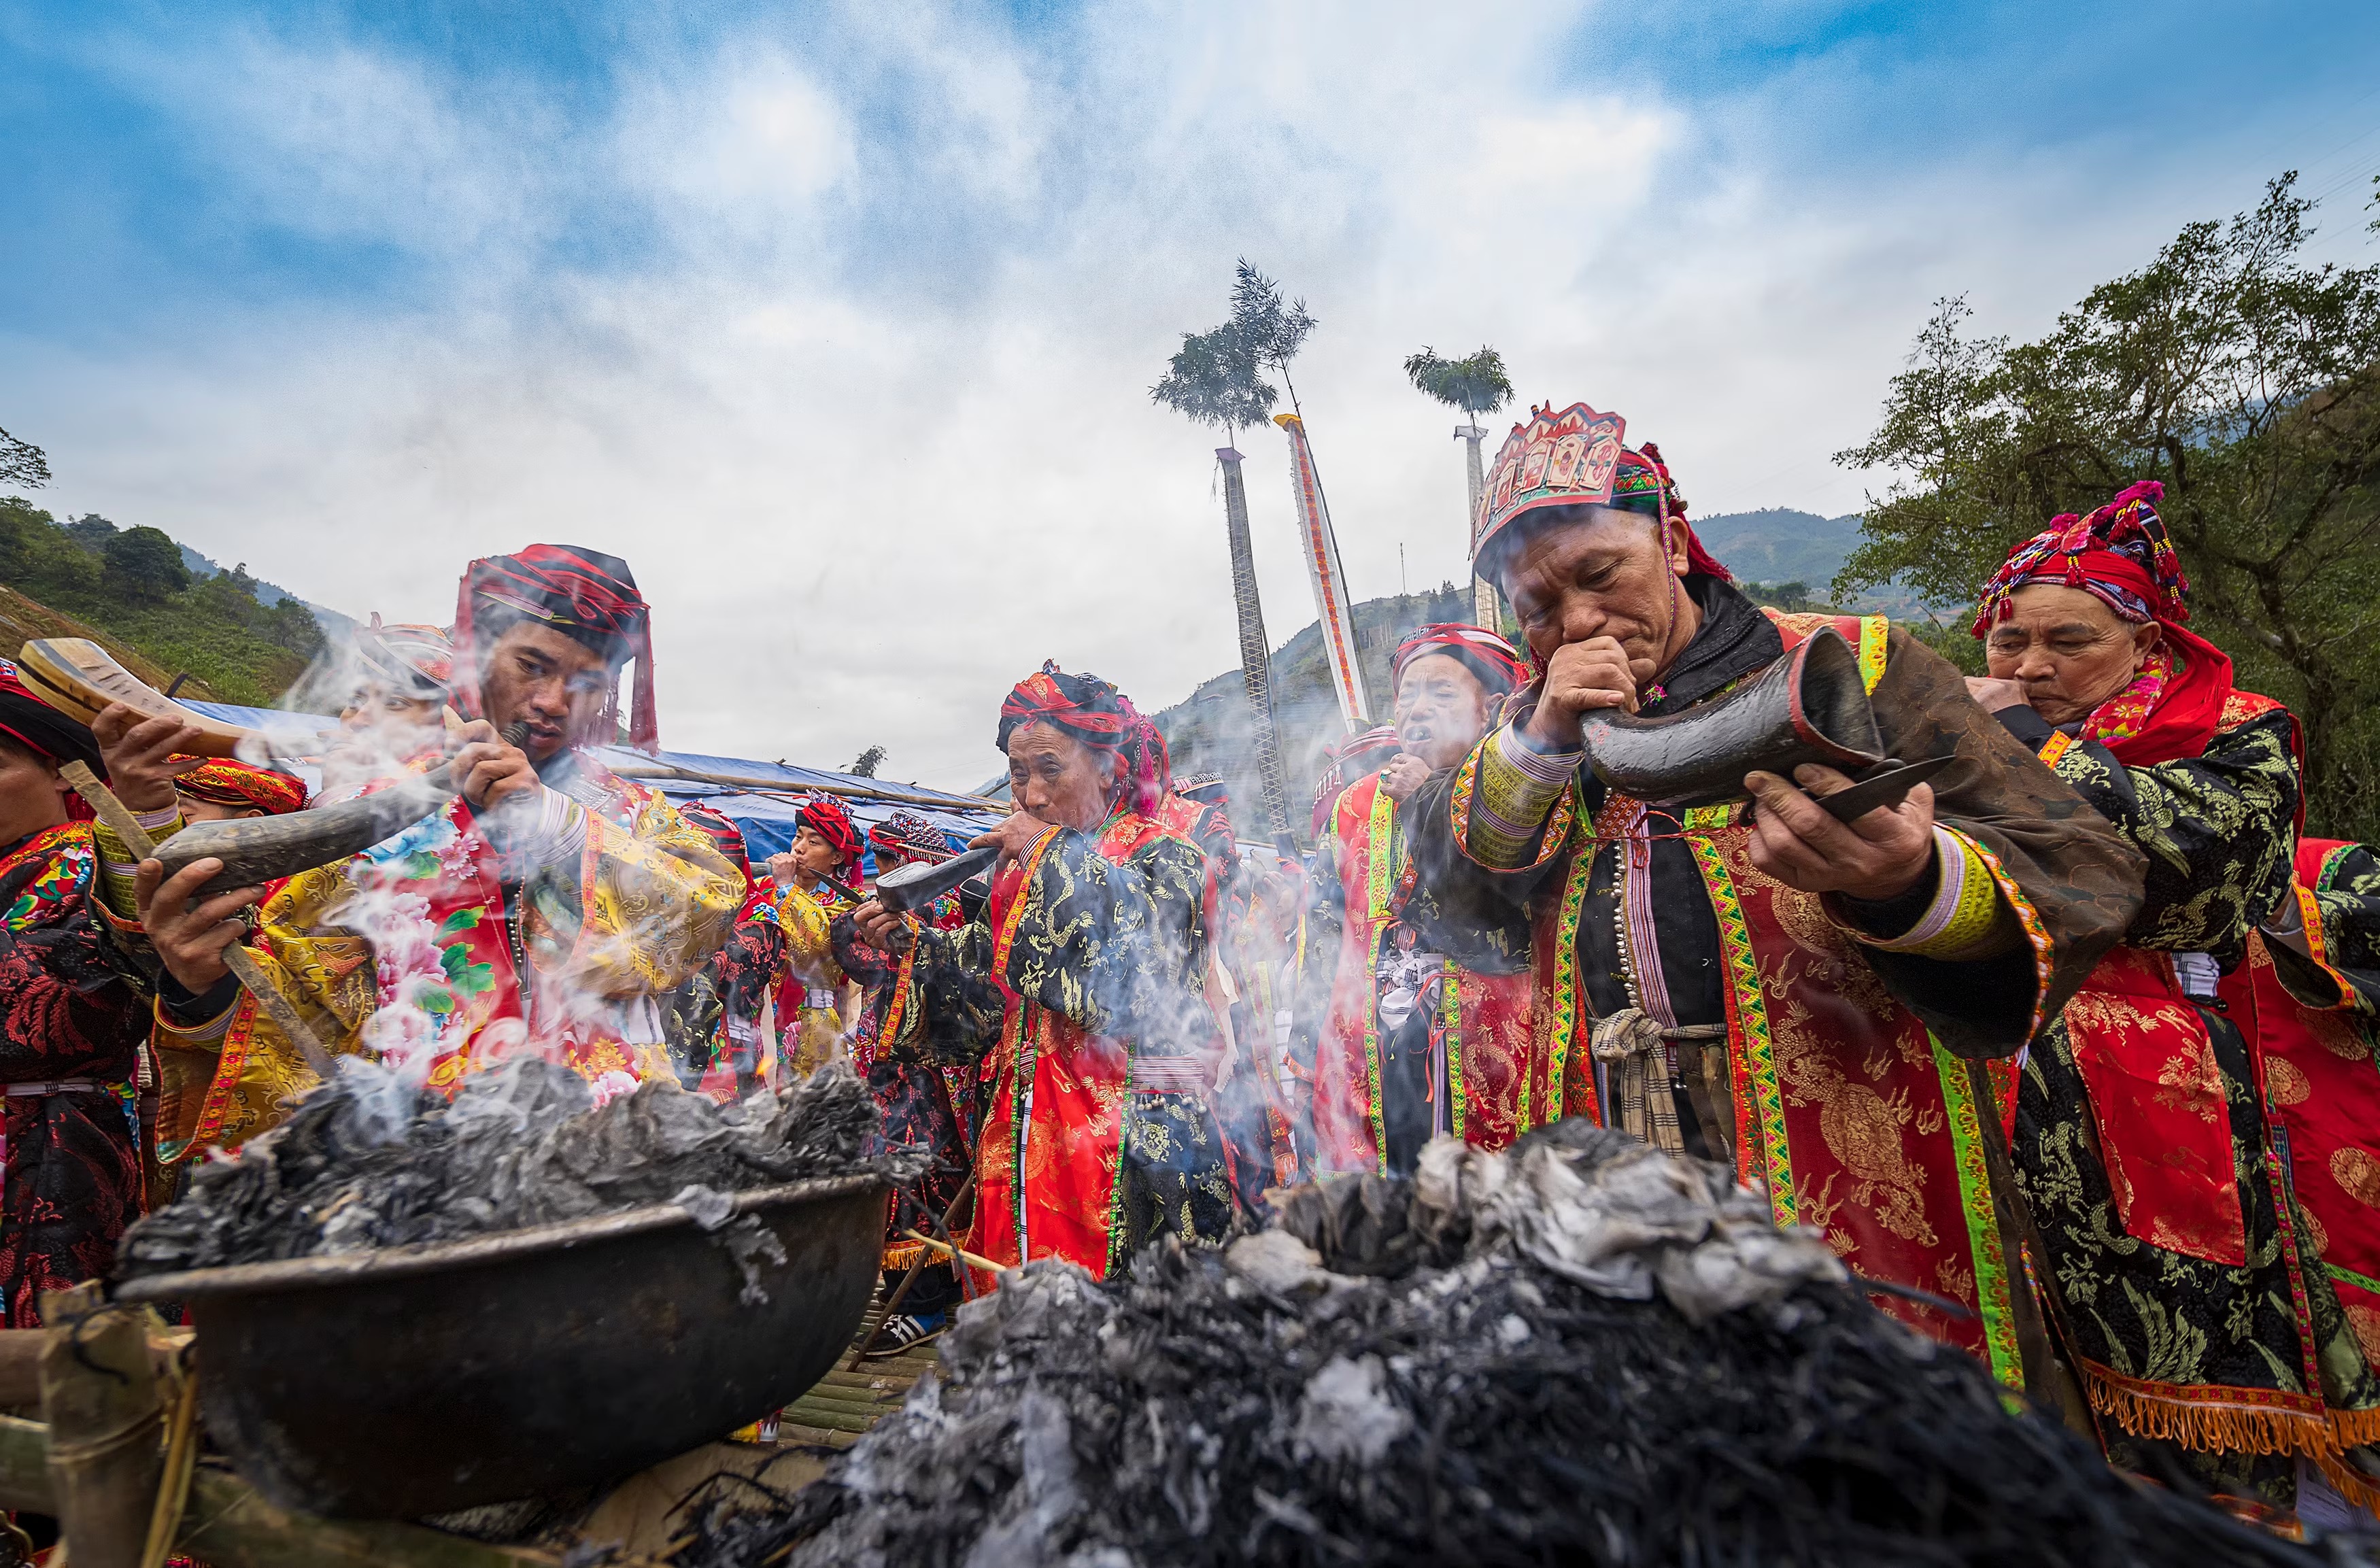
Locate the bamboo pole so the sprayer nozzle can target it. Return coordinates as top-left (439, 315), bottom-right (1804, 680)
top-left (602, 763), bottom-right (1003, 813)
top-left (1216, 445), bottom-right (1295, 842)
top-left (38, 1282), bottom-right (160, 1568)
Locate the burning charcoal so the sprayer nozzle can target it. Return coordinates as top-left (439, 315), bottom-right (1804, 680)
top-left (667, 1123), bottom-right (2352, 1568)
top-left (115, 1058), bottom-right (925, 1279)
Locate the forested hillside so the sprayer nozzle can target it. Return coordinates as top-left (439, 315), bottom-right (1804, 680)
top-left (0, 497), bottom-right (330, 706)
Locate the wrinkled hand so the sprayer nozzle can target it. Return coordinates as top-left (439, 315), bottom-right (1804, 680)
top-left (135, 857), bottom-right (265, 992)
top-left (851, 898), bottom-right (915, 952)
top-left (970, 811), bottom-right (1055, 867)
top-left (447, 719), bottom-right (541, 815)
top-left (1378, 753), bottom-right (1431, 803)
top-left (1964, 676), bottom-right (2031, 713)
top-left (91, 702), bottom-right (209, 813)
top-left (1746, 764), bottom-right (1935, 902)
top-left (1525, 636), bottom-right (1636, 749)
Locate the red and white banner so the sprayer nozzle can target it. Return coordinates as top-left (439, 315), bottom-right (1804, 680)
top-left (1275, 412), bottom-right (1371, 730)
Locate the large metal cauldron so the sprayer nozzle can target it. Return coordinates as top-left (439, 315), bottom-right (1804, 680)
top-left (114, 1173), bottom-right (886, 1519)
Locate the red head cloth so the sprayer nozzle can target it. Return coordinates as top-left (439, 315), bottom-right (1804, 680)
top-left (1972, 481), bottom-right (2231, 766)
top-left (176, 760), bottom-right (307, 816)
top-left (452, 545), bottom-right (658, 753)
top-left (996, 662), bottom-right (1163, 817)
top-left (1391, 624), bottom-right (1530, 698)
top-left (677, 801), bottom-right (752, 885)
top-left (0, 660), bottom-right (103, 819)
top-left (795, 794), bottom-right (862, 873)
top-left (354, 613), bottom-right (454, 700)
top-left (1474, 402), bottom-right (1727, 584)
top-left (868, 809), bottom-right (954, 866)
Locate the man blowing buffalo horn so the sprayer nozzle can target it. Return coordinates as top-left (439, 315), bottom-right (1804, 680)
top-left (134, 545), bottom-right (743, 1110)
top-left (1399, 400), bottom-right (2144, 1383)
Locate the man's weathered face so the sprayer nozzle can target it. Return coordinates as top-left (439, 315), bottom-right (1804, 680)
top-left (479, 621), bottom-right (615, 764)
top-left (0, 738), bottom-right (69, 846)
top-left (1499, 505), bottom-right (1694, 687)
top-left (1983, 583), bottom-right (2160, 726)
top-left (1392, 653), bottom-right (1494, 772)
top-left (1006, 721), bottom-right (1115, 833)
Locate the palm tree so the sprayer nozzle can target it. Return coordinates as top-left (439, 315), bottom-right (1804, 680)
top-left (1153, 316), bottom-right (1295, 842)
top-left (1405, 346), bottom-right (1514, 630)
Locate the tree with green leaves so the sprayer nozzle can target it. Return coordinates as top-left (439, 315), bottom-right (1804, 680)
top-left (1835, 173), bottom-right (2380, 838)
top-left (0, 426), bottom-right (48, 491)
top-left (101, 525), bottom-right (192, 605)
top-left (1231, 260), bottom-right (1317, 416)
top-left (1406, 345), bottom-right (1515, 628)
top-left (1154, 281), bottom-right (1295, 839)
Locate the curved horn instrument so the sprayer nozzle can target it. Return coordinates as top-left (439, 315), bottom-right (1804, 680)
top-left (1582, 626), bottom-right (1888, 807)
top-left (17, 638), bottom-right (261, 757)
top-left (154, 722), bottom-right (530, 895)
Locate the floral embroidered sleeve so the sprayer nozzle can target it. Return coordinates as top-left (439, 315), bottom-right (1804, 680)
top-left (776, 885), bottom-right (847, 991)
top-left (520, 790), bottom-right (744, 996)
top-left (2018, 705), bottom-right (2298, 965)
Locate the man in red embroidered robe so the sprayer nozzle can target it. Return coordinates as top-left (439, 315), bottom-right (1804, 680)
top-left (772, 794), bottom-right (864, 1079)
top-left (1404, 403), bottom-right (2141, 1390)
top-left (133, 545), bottom-right (742, 1106)
top-left (1302, 623), bottom-right (1537, 1176)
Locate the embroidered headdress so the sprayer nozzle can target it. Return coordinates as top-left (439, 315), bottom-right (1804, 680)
top-left (1391, 624), bottom-right (1529, 697)
top-left (354, 614), bottom-right (454, 701)
top-left (996, 662), bottom-right (1164, 817)
top-left (452, 544), bottom-right (658, 752)
top-left (1972, 480), bottom-right (2190, 634)
top-left (868, 809), bottom-right (955, 866)
top-left (177, 759), bottom-right (307, 817)
top-left (794, 794), bottom-right (862, 873)
top-left (1473, 402), bottom-right (1729, 583)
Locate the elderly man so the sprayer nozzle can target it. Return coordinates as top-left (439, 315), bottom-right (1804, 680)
top-left (1406, 402), bottom-right (2142, 1386)
top-left (1303, 624), bottom-right (1537, 1176)
top-left (131, 545), bottom-right (741, 1117)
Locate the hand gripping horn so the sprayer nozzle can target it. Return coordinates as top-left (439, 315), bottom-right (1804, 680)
top-left (1582, 625), bottom-right (1948, 816)
top-left (152, 722), bottom-right (531, 896)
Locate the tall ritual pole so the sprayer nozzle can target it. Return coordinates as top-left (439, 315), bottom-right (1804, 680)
top-left (1457, 422), bottom-right (1498, 630)
top-left (1216, 445), bottom-right (1294, 840)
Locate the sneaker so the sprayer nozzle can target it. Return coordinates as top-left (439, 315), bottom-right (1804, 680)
top-left (868, 1311), bottom-right (947, 1355)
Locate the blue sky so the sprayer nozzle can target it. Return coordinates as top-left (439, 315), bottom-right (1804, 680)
top-left (4, 1), bottom-right (2376, 781)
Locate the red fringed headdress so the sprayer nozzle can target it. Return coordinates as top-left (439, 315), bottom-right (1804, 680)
top-left (177, 759), bottom-right (307, 816)
top-left (452, 544), bottom-right (658, 753)
top-left (996, 662), bottom-right (1163, 817)
top-left (794, 795), bottom-right (862, 873)
top-left (1473, 403), bottom-right (1728, 583)
top-left (1391, 624), bottom-right (1530, 696)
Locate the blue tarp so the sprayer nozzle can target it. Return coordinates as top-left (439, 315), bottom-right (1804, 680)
top-left (181, 702), bottom-right (1004, 872)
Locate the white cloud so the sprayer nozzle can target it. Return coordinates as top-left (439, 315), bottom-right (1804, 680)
top-left (12, 0), bottom-right (2360, 787)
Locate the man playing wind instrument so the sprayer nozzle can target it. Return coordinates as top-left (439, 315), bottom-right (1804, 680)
top-left (1403, 402), bottom-right (2143, 1387)
top-left (131, 545), bottom-right (742, 1119)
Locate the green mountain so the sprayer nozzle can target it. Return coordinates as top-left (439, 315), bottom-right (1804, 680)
top-left (1149, 583), bottom-right (1471, 841)
top-left (0, 497), bottom-right (335, 706)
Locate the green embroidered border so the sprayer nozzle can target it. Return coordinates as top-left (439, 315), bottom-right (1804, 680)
top-left (1006, 1004), bottom-right (1034, 1259)
top-left (1364, 782), bottom-right (1396, 1174)
top-left (1102, 1042), bottom-right (1136, 1276)
top-left (1684, 820), bottom-right (1797, 1229)
top-left (1444, 971), bottom-right (1465, 1141)
top-left (1931, 1038), bottom-right (2024, 1391)
top-left (2329, 1263), bottom-right (2380, 1298)
top-left (1537, 779), bottom-right (1591, 1133)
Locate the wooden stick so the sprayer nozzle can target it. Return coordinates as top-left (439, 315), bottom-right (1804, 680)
top-left (61, 762), bottom-right (334, 1076)
top-left (605, 760), bottom-right (1002, 813)
top-left (896, 1229), bottom-right (1002, 1276)
top-left (858, 1174), bottom-right (978, 1359)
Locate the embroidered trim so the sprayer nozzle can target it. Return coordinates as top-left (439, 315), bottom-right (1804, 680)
top-left (1363, 781), bottom-right (1396, 1174)
top-left (2078, 1358), bottom-right (2380, 1457)
top-left (1684, 825), bottom-right (1796, 1227)
top-left (1961, 835), bottom-right (2058, 1044)
top-left (2037, 731), bottom-right (2077, 768)
top-left (1848, 827), bottom-right (2002, 959)
top-left (1932, 1040), bottom-right (2024, 1391)
top-left (166, 991), bottom-right (260, 1165)
top-left (1536, 779), bottom-right (1592, 1133)
top-left (1444, 970), bottom-right (1465, 1142)
top-left (1452, 724), bottom-right (1576, 872)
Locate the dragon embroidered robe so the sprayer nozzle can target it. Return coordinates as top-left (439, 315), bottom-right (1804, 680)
top-left (1407, 580), bottom-right (2138, 1382)
top-left (148, 752), bottom-right (741, 1163)
top-left (909, 811), bottom-right (1238, 1279)
top-left (2003, 693), bottom-right (2380, 1515)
